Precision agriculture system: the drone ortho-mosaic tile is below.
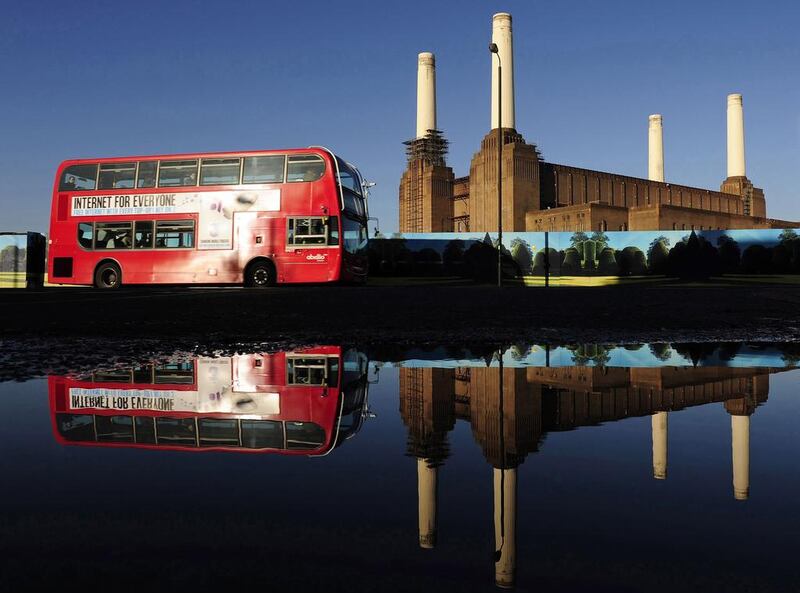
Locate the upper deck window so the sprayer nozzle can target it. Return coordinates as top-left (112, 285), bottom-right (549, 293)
top-left (243, 155), bottom-right (285, 184)
top-left (137, 161), bottom-right (157, 188)
top-left (286, 154), bottom-right (324, 183)
top-left (59, 164), bottom-right (97, 191)
top-left (98, 163), bottom-right (136, 190)
top-left (158, 160), bottom-right (198, 187)
top-left (200, 158), bottom-right (241, 186)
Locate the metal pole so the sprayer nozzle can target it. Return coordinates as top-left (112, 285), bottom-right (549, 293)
top-left (497, 62), bottom-right (503, 288)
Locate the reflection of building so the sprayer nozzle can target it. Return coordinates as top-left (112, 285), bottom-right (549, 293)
top-left (400, 362), bottom-right (780, 588)
top-left (399, 14), bottom-right (798, 233)
top-left (49, 347), bottom-right (370, 456)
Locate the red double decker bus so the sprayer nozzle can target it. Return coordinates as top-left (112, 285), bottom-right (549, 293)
top-left (47, 147), bottom-right (369, 288)
top-left (48, 347), bottom-right (370, 456)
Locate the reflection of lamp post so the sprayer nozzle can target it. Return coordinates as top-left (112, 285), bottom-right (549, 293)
top-left (490, 42), bottom-right (502, 288)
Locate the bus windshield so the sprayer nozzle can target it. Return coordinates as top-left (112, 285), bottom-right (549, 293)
top-left (342, 215), bottom-right (368, 256)
top-left (336, 158), bottom-right (366, 218)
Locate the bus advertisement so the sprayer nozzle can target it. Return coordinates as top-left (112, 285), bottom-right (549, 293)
top-left (47, 148), bottom-right (369, 288)
top-left (48, 347), bottom-right (370, 456)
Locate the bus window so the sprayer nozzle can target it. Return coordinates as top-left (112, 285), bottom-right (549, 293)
top-left (155, 220), bottom-right (194, 249)
top-left (200, 158), bottom-right (240, 186)
top-left (137, 161), bottom-right (157, 188)
top-left (241, 420), bottom-right (283, 449)
top-left (242, 155), bottom-right (284, 184)
top-left (77, 222), bottom-right (93, 249)
top-left (94, 222), bottom-right (133, 250)
top-left (59, 164), bottom-right (97, 191)
top-left (287, 154), bottom-right (324, 182)
top-left (198, 419), bottom-right (239, 447)
top-left (98, 163), bottom-right (136, 189)
top-left (93, 369), bottom-right (132, 383)
top-left (96, 416), bottom-right (134, 442)
top-left (158, 160), bottom-right (198, 187)
top-left (328, 216), bottom-right (340, 245)
top-left (286, 422), bottom-right (325, 450)
top-left (134, 221), bottom-right (154, 249)
top-left (156, 417), bottom-right (196, 446)
top-left (287, 217), bottom-right (327, 246)
top-left (135, 417), bottom-right (156, 444)
top-left (57, 414), bottom-right (95, 442)
top-left (153, 362), bottom-right (194, 384)
top-left (287, 357), bottom-right (328, 385)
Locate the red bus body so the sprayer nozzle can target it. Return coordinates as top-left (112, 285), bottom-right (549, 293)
top-left (47, 147), bottom-right (369, 286)
top-left (48, 347), bottom-right (370, 456)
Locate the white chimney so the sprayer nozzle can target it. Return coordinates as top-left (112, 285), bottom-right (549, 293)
top-left (491, 13), bottom-right (515, 130)
top-left (731, 415), bottom-right (750, 501)
top-left (648, 114), bottom-right (665, 182)
top-left (416, 52), bottom-right (437, 138)
top-left (727, 93), bottom-right (746, 178)
top-left (651, 411), bottom-right (667, 479)
top-left (417, 458), bottom-right (438, 548)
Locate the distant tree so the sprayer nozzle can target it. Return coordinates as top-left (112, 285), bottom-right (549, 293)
top-left (617, 246), bottom-right (647, 276)
top-left (590, 230), bottom-right (610, 251)
top-left (570, 232), bottom-right (589, 260)
top-left (649, 343), bottom-right (673, 361)
top-left (443, 239), bottom-right (465, 275)
top-left (772, 243), bottom-right (792, 274)
top-left (0, 245), bottom-right (22, 273)
top-left (778, 229), bottom-right (798, 244)
top-left (464, 236), bottom-right (497, 283)
top-left (716, 235), bottom-right (741, 274)
top-left (597, 247), bottom-right (618, 275)
top-left (582, 239), bottom-right (598, 270)
top-left (647, 236), bottom-right (670, 275)
top-left (667, 231), bottom-right (719, 280)
top-left (561, 248), bottom-right (581, 275)
top-left (532, 248), bottom-right (562, 276)
top-left (741, 244), bottom-right (772, 274)
top-left (510, 238), bottom-right (533, 275)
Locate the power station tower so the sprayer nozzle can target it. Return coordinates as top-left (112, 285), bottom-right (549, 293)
top-left (720, 94), bottom-right (766, 217)
top-left (468, 13), bottom-right (542, 233)
top-left (398, 53), bottom-right (455, 232)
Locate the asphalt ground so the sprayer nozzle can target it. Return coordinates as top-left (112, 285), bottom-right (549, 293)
top-left (1, 282), bottom-right (799, 381)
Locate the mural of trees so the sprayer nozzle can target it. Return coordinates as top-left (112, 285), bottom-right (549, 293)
top-left (647, 236), bottom-right (670, 275)
top-left (510, 237), bottom-right (533, 275)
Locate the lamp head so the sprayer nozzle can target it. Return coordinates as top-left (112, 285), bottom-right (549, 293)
top-left (489, 42), bottom-right (499, 53)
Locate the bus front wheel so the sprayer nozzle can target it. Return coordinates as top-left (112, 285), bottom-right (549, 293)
top-left (94, 261), bottom-right (122, 289)
top-left (244, 260), bottom-right (276, 288)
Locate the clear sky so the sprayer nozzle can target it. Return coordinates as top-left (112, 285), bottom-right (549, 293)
top-left (1, 0), bottom-right (798, 233)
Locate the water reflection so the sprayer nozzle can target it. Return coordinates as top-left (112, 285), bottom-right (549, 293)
top-left (49, 347), bottom-right (371, 456)
top-left (398, 356), bottom-right (787, 588)
top-left (33, 341), bottom-right (798, 591)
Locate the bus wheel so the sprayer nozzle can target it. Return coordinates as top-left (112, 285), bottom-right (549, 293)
top-left (245, 260), bottom-right (275, 288)
top-left (94, 261), bottom-right (122, 289)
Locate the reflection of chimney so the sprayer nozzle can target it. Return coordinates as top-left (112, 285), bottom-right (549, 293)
top-left (491, 13), bottom-right (515, 130)
top-left (648, 114), bottom-right (665, 182)
top-left (417, 458), bottom-right (438, 548)
top-left (651, 411), bottom-right (668, 480)
top-left (727, 93), bottom-right (746, 178)
top-left (416, 52), bottom-right (436, 138)
top-left (493, 468), bottom-right (517, 589)
top-left (731, 414), bottom-right (750, 500)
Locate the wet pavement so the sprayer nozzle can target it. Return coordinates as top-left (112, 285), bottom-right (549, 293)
top-left (1, 342), bottom-right (798, 591)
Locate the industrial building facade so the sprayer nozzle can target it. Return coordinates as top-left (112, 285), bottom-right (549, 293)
top-left (399, 14), bottom-right (794, 234)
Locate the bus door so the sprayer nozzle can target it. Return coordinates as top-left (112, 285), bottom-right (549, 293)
top-left (282, 216), bottom-right (335, 283)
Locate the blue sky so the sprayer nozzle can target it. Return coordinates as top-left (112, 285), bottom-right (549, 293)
top-left (1, 0), bottom-right (798, 233)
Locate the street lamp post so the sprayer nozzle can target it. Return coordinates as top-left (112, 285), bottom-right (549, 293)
top-left (490, 42), bottom-right (502, 288)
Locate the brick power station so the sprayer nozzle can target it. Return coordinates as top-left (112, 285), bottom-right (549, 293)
top-left (399, 13), bottom-right (796, 234)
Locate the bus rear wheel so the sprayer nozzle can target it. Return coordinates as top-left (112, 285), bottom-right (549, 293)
top-left (245, 260), bottom-right (276, 288)
top-left (94, 261), bottom-right (122, 289)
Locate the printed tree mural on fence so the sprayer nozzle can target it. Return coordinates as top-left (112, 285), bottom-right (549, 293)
top-left (510, 237), bottom-right (533, 275)
top-left (647, 236), bottom-right (670, 275)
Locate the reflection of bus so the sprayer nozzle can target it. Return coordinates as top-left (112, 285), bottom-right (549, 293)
top-left (48, 347), bottom-right (370, 456)
top-left (47, 148), bottom-right (369, 288)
